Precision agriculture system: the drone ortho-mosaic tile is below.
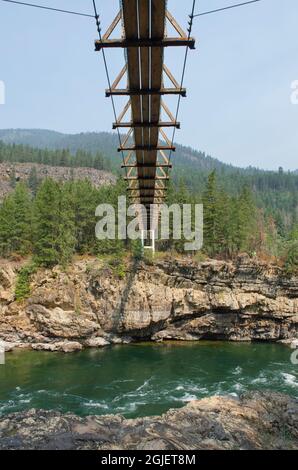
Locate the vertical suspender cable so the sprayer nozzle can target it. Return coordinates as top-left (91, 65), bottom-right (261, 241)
top-left (92, 0), bottom-right (128, 178)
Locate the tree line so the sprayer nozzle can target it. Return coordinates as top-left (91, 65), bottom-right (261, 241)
top-left (0, 172), bottom-right (297, 272)
top-left (0, 141), bottom-right (111, 172)
top-left (172, 167), bottom-right (298, 240)
top-left (1, 139), bottom-right (298, 238)
top-left (0, 178), bottom-right (126, 267)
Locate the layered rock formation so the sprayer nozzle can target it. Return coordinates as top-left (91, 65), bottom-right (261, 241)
top-left (0, 392), bottom-right (297, 450)
top-left (0, 257), bottom-right (297, 351)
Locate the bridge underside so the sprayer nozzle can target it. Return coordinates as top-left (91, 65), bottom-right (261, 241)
top-left (95, 0), bottom-right (195, 230)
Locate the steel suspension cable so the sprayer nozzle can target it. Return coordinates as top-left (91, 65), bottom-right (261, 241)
top-left (166, 0), bottom-right (197, 180)
top-left (193, 0), bottom-right (263, 18)
top-left (1, 0), bottom-right (94, 18)
top-left (92, 0), bottom-right (127, 178)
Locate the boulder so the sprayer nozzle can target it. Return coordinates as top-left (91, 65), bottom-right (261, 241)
top-left (31, 341), bottom-right (82, 353)
top-left (84, 337), bottom-right (110, 348)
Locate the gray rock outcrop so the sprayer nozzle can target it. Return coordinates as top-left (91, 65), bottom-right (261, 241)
top-left (0, 392), bottom-right (297, 450)
top-left (0, 257), bottom-right (297, 351)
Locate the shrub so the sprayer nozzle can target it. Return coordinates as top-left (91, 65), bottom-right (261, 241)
top-left (285, 241), bottom-right (298, 275)
top-left (15, 263), bottom-right (37, 301)
top-left (131, 240), bottom-right (143, 260)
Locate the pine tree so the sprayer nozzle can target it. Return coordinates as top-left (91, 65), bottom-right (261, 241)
top-left (203, 170), bottom-right (219, 256)
top-left (236, 186), bottom-right (257, 253)
top-left (93, 153), bottom-right (104, 170)
top-left (60, 149), bottom-right (70, 167)
top-left (0, 194), bottom-right (16, 256)
top-left (94, 178), bottom-right (126, 255)
top-left (11, 182), bottom-right (32, 254)
top-left (67, 179), bottom-right (98, 254)
top-left (0, 183), bottom-right (32, 256)
top-left (0, 143), bottom-right (4, 163)
top-left (216, 190), bottom-right (233, 257)
top-left (28, 166), bottom-right (39, 196)
top-left (57, 184), bottom-right (76, 265)
top-left (9, 167), bottom-right (16, 188)
top-left (33, 179), bottom-right (75, 267)
top-left (285, 224), bottom-right (298, 273)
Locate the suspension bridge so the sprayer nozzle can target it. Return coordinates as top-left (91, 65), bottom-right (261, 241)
top-left (94, 0), bottom-right (196, 248)
top-left (1, 0), bottom-right (266, 250)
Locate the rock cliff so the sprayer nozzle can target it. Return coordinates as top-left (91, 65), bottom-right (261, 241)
top-left (0, 392), bottom-right (297, 450)
top-left (0, 256), bottom-right (297, 352)
top-left (0, 162), bottom-right (115, 200)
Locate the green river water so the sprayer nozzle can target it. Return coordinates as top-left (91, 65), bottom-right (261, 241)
top-left (0, 342), bottom-right (297, 418)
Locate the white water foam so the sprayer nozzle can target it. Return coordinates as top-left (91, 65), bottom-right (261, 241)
top-left (233, 382), bottom-right (245, 392)
top-left (114, 401), bottom-right (146, 413)
top-left (281, 373), bottom-right (298, 388)
top-left (175, 385), bottom-right (184, 391)
top-left (83, 400), bottom-right (109, 410)
top-left (232, 366), bottom-right (243, 375)
top-left (251, 373), bottom-right (268, 385)
top-left (181, 393), bottom-right (197, 402)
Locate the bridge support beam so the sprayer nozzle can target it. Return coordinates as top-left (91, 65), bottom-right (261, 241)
top-left (141, 230), bottom-right (156, 255)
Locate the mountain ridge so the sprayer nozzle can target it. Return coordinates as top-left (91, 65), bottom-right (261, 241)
top-left (0, 128), bottom-right (297, 235)
top-left (0, 128), bottom-right (266, 175)
top-left (1, 128), bottom-right (296, 175)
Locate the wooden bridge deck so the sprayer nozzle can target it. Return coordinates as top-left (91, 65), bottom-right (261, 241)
top-left (95, 0), bottom-right (195, 228)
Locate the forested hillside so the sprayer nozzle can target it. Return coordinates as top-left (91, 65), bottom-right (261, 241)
top-left (0, 139), bottom-right (112, 172)
top-left (0, 172), bottom-right (297, 276)
top-left (0, 143), bottom-right (298, 276)
top-left (0, 128), bottom-right (282, 175)
top-left (0, 133), bottom-right (297, 272)
top-left (0, 129), bottom-right (297, 237)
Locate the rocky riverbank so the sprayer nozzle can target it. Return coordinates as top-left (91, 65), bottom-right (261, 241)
top-left (0, 256), bottom-right (297, 352)
top-left (0, 392), bottom-right (297, 450)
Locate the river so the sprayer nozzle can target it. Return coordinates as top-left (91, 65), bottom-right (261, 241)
top-left (0, 342), bottom-right (297, 418)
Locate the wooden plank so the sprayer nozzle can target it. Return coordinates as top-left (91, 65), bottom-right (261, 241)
top-left (116, 100), bottom-right (131, 123)
top-left (139, 0), bottom-right (150, 188)
top-left (121, 128), bottom-right (133, 147)
top-left (95, 37), bottom-right (196, 50)
top-left (118, 145), bottom-right (175, 152)
top-left (159, 149), bottom-right (171, 164)
top-left (146, 0), bottom-right (166, 205)
top-left (159, 128), bottom-right (172, 147)
top-left (102, 11), bottom-right (121, 40)
top-left (124, 177), bottom-right (169, 181)
top-left (129, 199), bottom-right (164, 203)
top-left (161, 100), bottom-right (176, 123)
top-left (113, 121), bottom-right (180, 129)
top-left (111, 64), bottom-right (127, 90)
top-left (113, 1), bottom-right (188, 226)
top-left (165, 10), bottom-right (187, 38)
top-left (128, 195), bottom-right (166, 200)
top-left (124, 151), bottom-right (134, 165)
top-left (163, 64), bottom-right (180, 88)
top-left (127, 187), bottom-right (167, 192)
top-left (106, 88), bottom-right (186, 97)
top-left (127, 186), bottom-right (167, 191)
top-left (122, 0), bottom-right (143, 204)
top-left (122, 163), bottom-right (172, 168)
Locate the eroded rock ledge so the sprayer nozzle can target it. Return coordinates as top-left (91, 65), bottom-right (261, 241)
top-left (0, 392), bottom-right (297, 450)
top-left (0, 256), bottom-right (297, 352)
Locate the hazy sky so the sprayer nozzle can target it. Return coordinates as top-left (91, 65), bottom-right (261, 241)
top-left (0, 0), bottom-right (297, 170)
